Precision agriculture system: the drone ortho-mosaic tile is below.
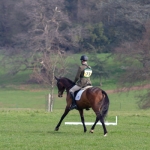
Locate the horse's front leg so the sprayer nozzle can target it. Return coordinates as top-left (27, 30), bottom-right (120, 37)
top-left (90, 116), bottom-right (99, 133)
top-left (79, 109), bottom-right (87, 132)
top-left (55, 106), bottom-right (70, 131)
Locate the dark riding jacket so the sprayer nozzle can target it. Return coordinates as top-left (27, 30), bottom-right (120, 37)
top-left (74, 63), bottom-right (92, 87)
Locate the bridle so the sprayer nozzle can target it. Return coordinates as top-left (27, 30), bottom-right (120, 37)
top-left (56, 80), bottom-right (65, 97)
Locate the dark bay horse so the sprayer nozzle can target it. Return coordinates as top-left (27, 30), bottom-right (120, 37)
top-left (54, 77), bottom-right (110, 136)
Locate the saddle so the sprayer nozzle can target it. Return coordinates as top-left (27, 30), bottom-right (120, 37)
top-left (74, 86), bottom-right (92, 100)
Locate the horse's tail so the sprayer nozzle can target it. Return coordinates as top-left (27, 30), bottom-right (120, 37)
top-left (101, 90), bottom-right (110, 118)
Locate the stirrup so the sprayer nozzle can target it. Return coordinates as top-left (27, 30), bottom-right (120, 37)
top-left (70, 104), bottom-right (77, 110)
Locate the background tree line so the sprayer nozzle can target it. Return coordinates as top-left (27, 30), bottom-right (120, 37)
top-left (1, 0), bottom-right (150, 52)
top-left (0, 0), bottom-right (150, 108)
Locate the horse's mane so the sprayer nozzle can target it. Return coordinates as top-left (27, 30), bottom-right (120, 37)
top-left (61, 77), bottom-right (75, 86)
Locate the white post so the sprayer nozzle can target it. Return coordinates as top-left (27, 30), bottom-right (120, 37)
top-left (116, 116), bottom-right (118, 125)
top-left (50, 94), bottom-right (53, 112)
top-left (47, 93), bottom-right (53, 112)
top-left (47, 94), bottom-right (51, 112)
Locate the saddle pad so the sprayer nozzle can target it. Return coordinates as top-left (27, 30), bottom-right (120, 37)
top-left (75, 86), bottom-right (92, 101)
top-left (75, 90), bottom-right (84, 100)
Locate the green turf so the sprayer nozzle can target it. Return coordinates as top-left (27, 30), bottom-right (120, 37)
top-left (0, 109), bottom-right (149, 150)
top-left (0, 53), bottom-right (150, 149)
top-left (0, 89), bottom-right (149, 150)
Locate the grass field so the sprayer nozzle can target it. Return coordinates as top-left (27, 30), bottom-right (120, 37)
top-left (0, 109), bottom-right (150, 150)
top-left (0, 89), bottom-right (150, 150)
top-left (0, 53), bottom-right (150, 149)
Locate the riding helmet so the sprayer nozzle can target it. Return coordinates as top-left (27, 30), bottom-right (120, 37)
top-left (80, 55), bottom-right (88, 61)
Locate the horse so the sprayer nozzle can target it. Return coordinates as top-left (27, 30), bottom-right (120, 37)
top-left (54, 77), bottom-right (110, 136)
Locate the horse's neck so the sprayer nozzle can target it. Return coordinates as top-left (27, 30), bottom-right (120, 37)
top-left (64, 78), bottom-right (74, 91)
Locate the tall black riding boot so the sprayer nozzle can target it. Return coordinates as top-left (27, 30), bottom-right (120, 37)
top-left (70, 92), bottom-right (77, 110)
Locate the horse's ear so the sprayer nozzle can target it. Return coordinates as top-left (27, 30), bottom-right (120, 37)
top-left (55, 76), bottom-right (59, 81)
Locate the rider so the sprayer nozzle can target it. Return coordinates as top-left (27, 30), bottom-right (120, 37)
top-left (69, 55), bottom-right (92, 110)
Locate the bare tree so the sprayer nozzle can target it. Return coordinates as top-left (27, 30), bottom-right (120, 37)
top-left (28, 0), bottom-right (72, 111)
top-left (0, 0), bottom-right (72, 111)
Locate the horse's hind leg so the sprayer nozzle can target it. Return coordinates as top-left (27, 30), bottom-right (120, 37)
top-left (90, 117), bottom-right (99, 133)
top-left (79, 109), bottom-right (87, 132)
top-left (94, 111), bottom-right (107, 136)
top-left (55, 107), bottom-right (70, 131)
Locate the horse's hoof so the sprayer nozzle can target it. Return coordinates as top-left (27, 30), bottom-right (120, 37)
top-left (55, 127), bottom-right (59, 131)
top-left (104, 133), bottom-right (107, 137)
top-left (90, 130), bottom-right (94, 133)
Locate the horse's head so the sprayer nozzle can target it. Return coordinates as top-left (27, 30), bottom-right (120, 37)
top-left (55, 76), bottom-right (65, 97)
